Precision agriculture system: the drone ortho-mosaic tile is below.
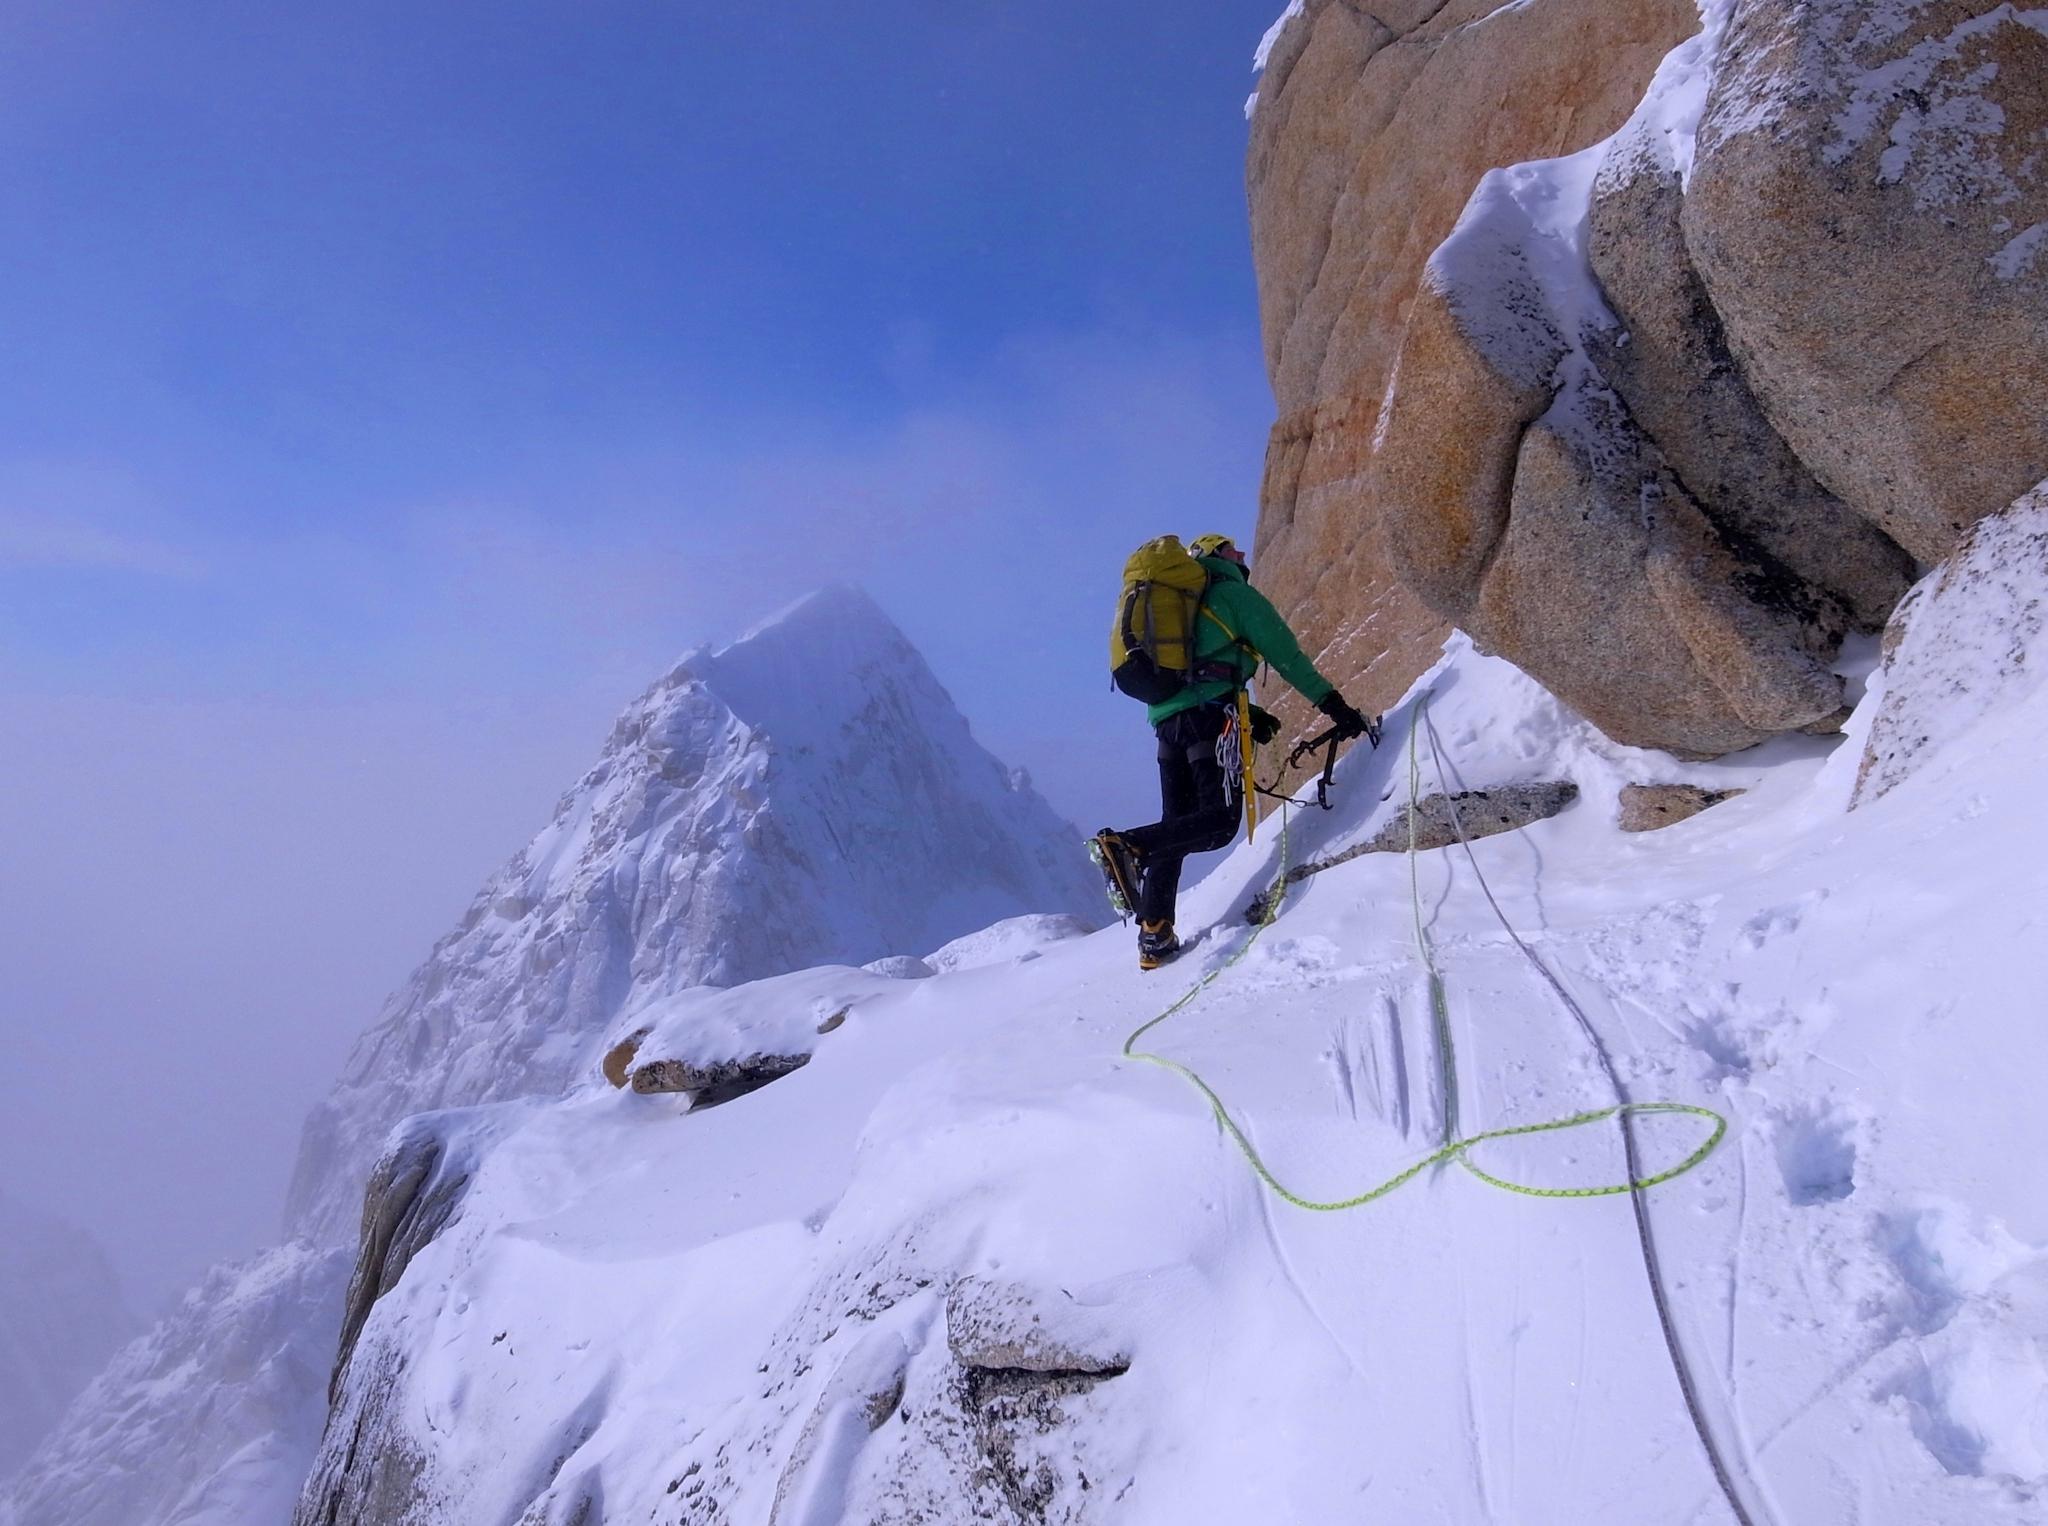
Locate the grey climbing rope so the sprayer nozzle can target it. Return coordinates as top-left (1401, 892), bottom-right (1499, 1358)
top-left (1420, 706), bottom-right (1764, 1526)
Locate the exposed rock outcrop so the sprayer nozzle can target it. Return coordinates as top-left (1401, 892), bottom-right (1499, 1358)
top-left (600, 1028), bottom-right (649, 1088)
top-left (1247, 0), bottom-right (2047, 762)
top-left (1686, 0), bottom-right (2048, 565)
top-left (944, 1280), bottom-right (1132, 1526)
top-left (330, 1116), bottom-right (479, 1403)
top-left (1246, 0), bottom-right (1705, 747)
top-left (295, 1115), bottom-right (498, 1526)
top-left (629, 1052), bottom-right (812, 1106)
top-left (944, 1279), bottom-right (1131, 1378)
top-left (1249, 780), bottom-right (1578, 919)
top-left (1619, 782), bottom-right (1747, 832)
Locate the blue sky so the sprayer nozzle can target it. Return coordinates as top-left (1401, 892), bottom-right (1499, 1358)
top-left (0, 0), bottom-right (1289, 1304)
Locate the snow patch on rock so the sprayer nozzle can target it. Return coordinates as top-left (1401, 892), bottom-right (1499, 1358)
top-left (1857, 479), bottom-right (2048, 805)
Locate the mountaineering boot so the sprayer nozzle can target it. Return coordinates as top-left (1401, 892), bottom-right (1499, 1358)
top-left (1138, 919), bottom-right (1181, 971)
top-left (1090, 829), bottom-right (1144, 920)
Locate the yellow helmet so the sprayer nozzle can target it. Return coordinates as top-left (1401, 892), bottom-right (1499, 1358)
top-left (1190, 533), bottom-right (1242, 561)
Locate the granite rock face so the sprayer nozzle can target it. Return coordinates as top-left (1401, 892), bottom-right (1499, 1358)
top-left (1686, 0), bottom-right (2048, 565)
top-left (1246, 0), bottom-right (1704, 748)
top-left (1472, 398), bottom-right (1842, 754)
top-left (1618, 783), bottom-right (1747, 832)
top-left (1247, 0), bottom-right (2046, 761)
top-left (1382, 141), bottom-right (1863, 754)
top-left (1588, 117), bottom-right (1917, 632)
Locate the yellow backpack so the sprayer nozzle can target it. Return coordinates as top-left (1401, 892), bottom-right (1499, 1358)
top-left (1109, 536), bottom-right (1221, 704)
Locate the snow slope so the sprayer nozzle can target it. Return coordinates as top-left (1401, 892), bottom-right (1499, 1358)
top-left (0, 1194), bottom-right (134, 1482)
top-left (294, 534), bottom-right (2048, 1524)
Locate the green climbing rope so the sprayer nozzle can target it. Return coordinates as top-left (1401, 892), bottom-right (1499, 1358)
top-left (1119, 698), bottom-right (1728, 1210)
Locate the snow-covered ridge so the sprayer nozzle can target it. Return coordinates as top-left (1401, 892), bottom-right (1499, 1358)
top-left (295, 530), bottom-right (2048, 1522)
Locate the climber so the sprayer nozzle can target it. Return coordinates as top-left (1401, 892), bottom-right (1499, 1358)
top-left (1095, 532), bottom-right (1372, 970)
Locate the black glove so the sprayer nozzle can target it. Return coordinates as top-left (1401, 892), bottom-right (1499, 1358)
top-left (1316, 690), bottom-right (1372, 743)
top-left (1248, 704), bottom-right (1281, 747)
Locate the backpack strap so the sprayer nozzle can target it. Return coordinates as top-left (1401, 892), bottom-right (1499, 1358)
top-left (1199, 604), bottom-right (1264, 671)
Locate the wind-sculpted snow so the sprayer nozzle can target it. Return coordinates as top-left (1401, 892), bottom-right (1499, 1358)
top-left (1857, 480), bottom-right (2048, 805)
top-left (924, 912), bottom-right (1095, 975)
top-left (300, 626), bottom-right (2048, 1524)
top-left (287, 584), bottom-right (1098, 1247)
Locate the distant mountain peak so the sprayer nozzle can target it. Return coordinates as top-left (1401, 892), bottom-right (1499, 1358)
top-left (283, 590), bottom-right (1096, 1244)
top-left (731, 581), bottom-right (896, 647)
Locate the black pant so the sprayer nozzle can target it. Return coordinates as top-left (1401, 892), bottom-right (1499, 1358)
top-left (1122, 705), bottom-right (1242, 925)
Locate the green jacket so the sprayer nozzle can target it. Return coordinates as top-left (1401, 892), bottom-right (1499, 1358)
top-left (1145, 556), bottom-right (1337, 726)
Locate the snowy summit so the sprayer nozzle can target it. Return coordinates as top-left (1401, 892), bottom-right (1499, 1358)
top-left (286, 582), bottom-right (1101, 1248)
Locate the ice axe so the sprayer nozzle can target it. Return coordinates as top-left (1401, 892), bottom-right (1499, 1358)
top-left (1284, 712), bottom-right (1382, 810)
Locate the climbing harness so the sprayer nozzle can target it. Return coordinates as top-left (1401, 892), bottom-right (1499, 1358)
top-left (1116, 693), bottom-right (1757, 1525)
